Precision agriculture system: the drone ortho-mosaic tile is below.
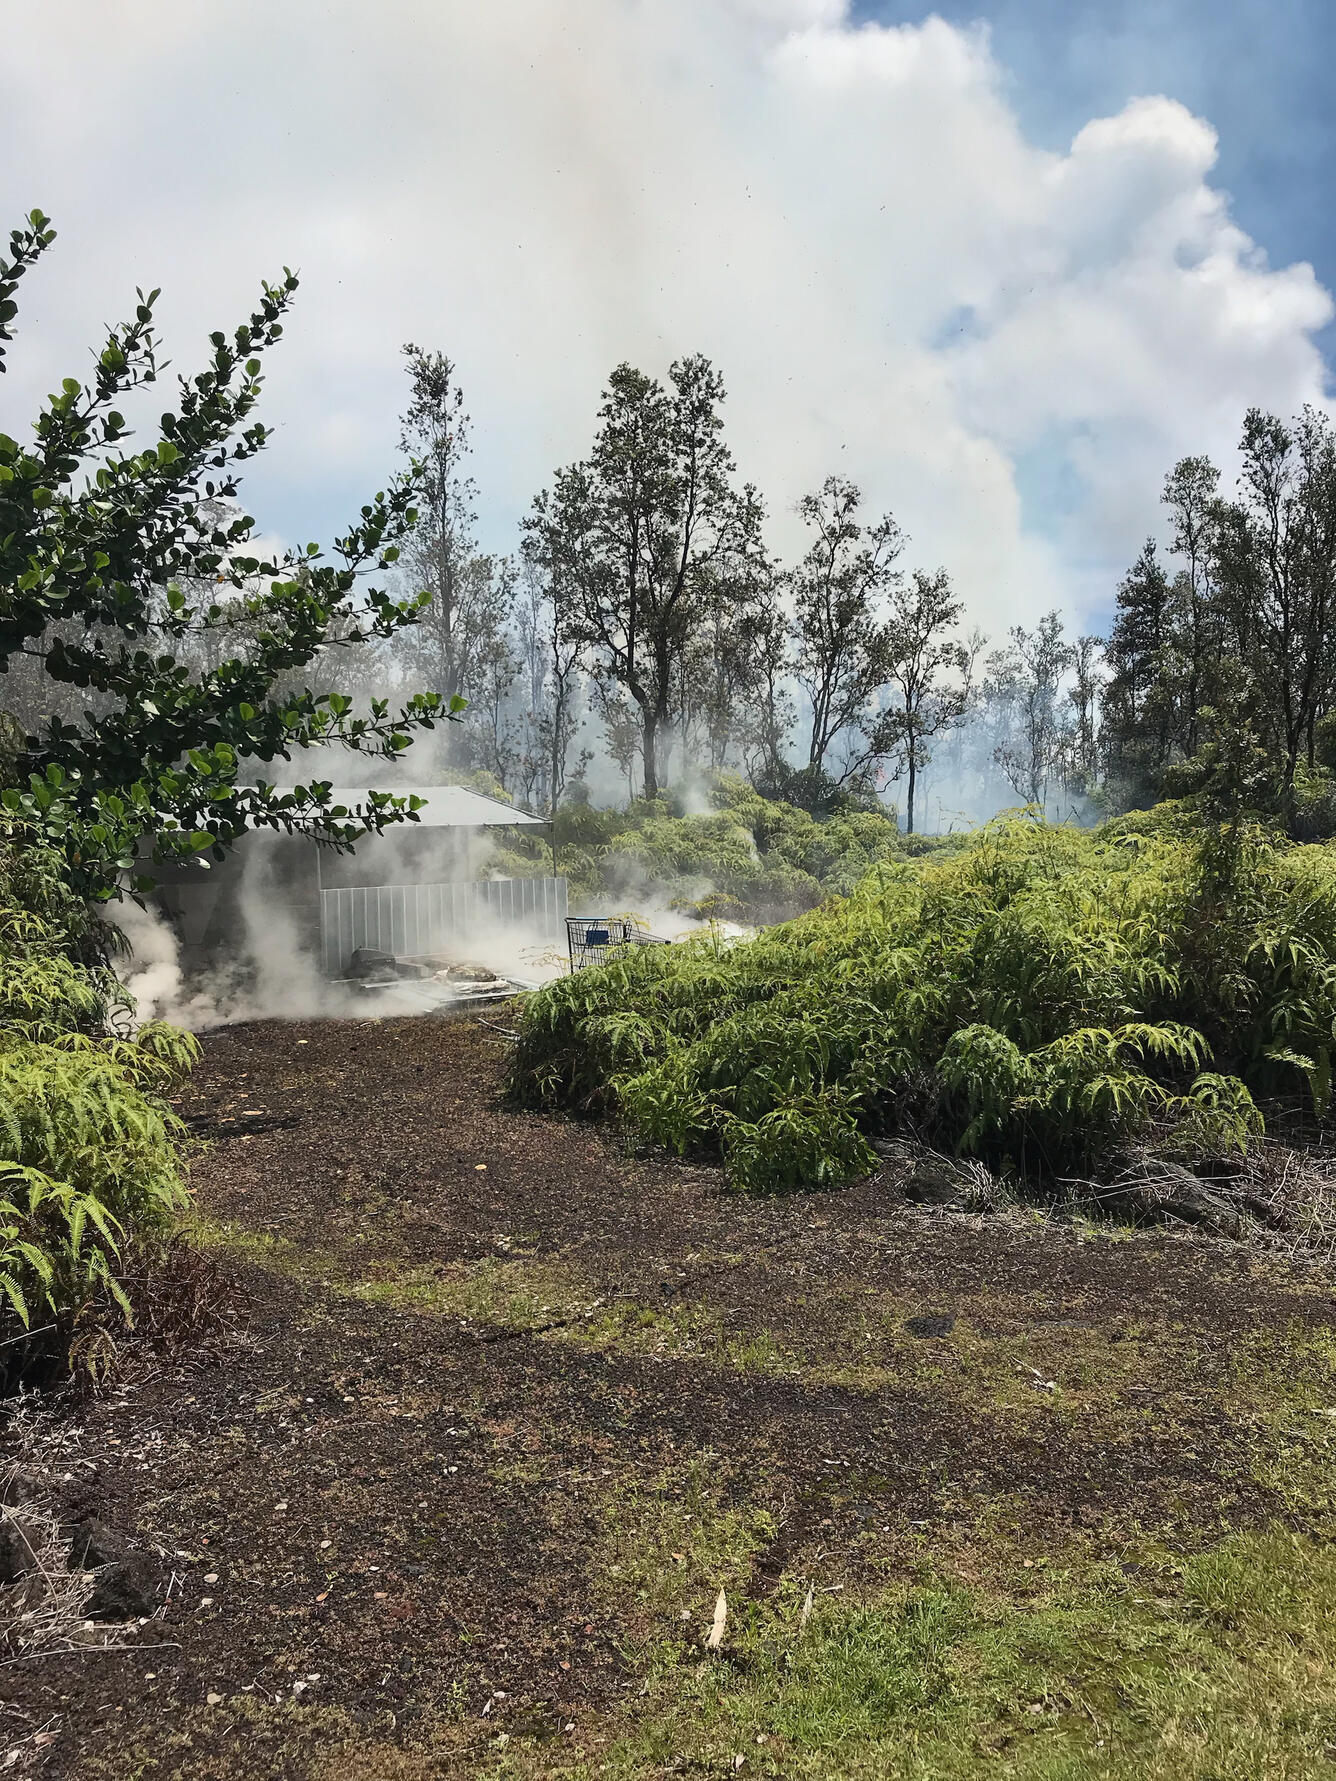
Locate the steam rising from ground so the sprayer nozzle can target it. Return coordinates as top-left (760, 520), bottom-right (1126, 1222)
top-left (108, 872), bottom-right (339, 1030)
top-left (106, 895), bottom-right (237, 1032)
top-left (108, 821), bottom-right (754, 1032)
top-left (109, 835), bottom-right (574, 1031)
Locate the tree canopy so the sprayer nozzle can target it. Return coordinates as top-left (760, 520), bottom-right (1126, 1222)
top-left (524, 356), bottom-right (764, 799)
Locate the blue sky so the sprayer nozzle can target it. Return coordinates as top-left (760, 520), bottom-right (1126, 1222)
top-left (851, 0), bottom-right (1334, 625)
top-left (856, 0), bottom-right (1335, 365)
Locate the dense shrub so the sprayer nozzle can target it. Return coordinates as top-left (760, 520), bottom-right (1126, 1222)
top-left (490, 776), bottom-right (954, 922)
top-left (0, 832), bottom-right (196, 1369)
top-left (511, 810), bottom-right (1335, 1191)
top-left (1289, 767), bottom-right (1336, 844)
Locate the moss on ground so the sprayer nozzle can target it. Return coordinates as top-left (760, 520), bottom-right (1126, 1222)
top-left (193, 1216), bottom-right (599, 1329)
top-left (552, 1297), bottom-right (798, 1375)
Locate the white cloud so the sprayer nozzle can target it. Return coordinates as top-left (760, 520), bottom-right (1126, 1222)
top-left (3, 0), bottom-right (1330, 634)
top-left (729, 0), bottom-right (849, 28)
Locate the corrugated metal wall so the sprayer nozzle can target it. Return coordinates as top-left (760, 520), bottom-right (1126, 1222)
top-left (319, 876), bottom-right (568, 976)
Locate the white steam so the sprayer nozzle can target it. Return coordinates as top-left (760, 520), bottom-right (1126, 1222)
top-left (109, 826), bottom-right (575, 1031)
top-left (105, 895), bottom-right (229, 1031)
top-left (2, 0), bottom-right (1329, 639)
top-left (106, 876), bottom-right (328, 1032)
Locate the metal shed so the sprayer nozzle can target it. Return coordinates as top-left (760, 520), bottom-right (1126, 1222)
top-left (151, 785), bottom-right (566, 978)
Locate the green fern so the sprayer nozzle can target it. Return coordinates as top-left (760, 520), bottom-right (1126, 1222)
top-left (0, 825), bottom-right (194, 1358)
top-left (512, 808), bottom-right (1336, 1190)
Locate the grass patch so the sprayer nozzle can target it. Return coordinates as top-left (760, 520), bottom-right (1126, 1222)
top-left (594, 1461), bottom-right (776, 1648)
top-left (478, 1527), bottom-right (1336, 1779)
top-left (1222, 1323), bottom-right (1336, 1523)
top-left (192, 1217), bottom-right (596, 1331)
top-left (481, 1305), bottom-right (1336, 1777)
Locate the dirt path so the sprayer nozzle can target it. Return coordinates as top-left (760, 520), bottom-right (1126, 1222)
top-left (6, 1013), bottom-right (1336, 1779)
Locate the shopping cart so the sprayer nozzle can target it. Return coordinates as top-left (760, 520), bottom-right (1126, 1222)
top-left (566, 916), bottom-right (668, 971)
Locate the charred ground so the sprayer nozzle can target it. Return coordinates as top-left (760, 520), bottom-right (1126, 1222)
top-left (5, 1013), bottom-right (1336, 1779)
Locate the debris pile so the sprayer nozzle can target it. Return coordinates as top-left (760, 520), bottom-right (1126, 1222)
top-left (345, 947), bottom-right (528, 1008)
top-left (1, 1401), bottom-right (162, 1669)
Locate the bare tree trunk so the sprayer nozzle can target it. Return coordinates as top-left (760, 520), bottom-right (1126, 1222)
top-left (642, 707), bottom-right (659, 800)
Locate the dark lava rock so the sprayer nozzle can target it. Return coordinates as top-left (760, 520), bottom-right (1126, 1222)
top-left (1108, 1160), bottom-right (1247, 1240)
top-left (66, 1517), bottom-right (160, 1619)
top-left (905, 1313), bottom-right (956, 1339)
top-left (0, 1516), bottom-right (40, 1585)
top-left (1156, 1181), bottom-right (1246, 1240)
top-left (67, 1517), bottom-right (127, 1572)
top-left (902, 1155), bottom-right (973, 1209)
top-left (871, 1137), bottom-right (914, 1162)
top-left (87, 1554), bottom-right (159, 1622)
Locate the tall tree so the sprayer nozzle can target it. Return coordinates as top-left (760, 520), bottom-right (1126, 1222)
top-left (989, 612), bottom-right (1076, 808)
top-left (789, 477), bottom-right (903, 784)
top-left (1220, 406), bottom-right (1336, 798)
top-left (1161, 454), bottom-right (1225, 761)
top-left (0, 212), bottom-right (456, 888)
top-left (1103, 410), bottom-right (1336, 822)
top-left (395, 346), bottom-right (516, 731)
top-left (739, 597), bottom-right (796, 791)
top-left (678, 531), bottom-right (780, 774)
top-left (525, 356), bottom-right (761, 798)
top-left (1064, 634), bottom-right (1103, 797)
top-left (464, 583), bottom-right (524, 793)
top-left (1102, 538), bottom-right (1175, 800)
top-left (593, 685), bottom-right (642, 801)
top-left (871, 567), bottom-right (972, 834)
top-left (511, 554), bottom-right (589, 818)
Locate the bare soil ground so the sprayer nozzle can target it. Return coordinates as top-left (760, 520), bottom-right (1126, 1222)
top-left (4, 1012), bottom-right (1336, 1778)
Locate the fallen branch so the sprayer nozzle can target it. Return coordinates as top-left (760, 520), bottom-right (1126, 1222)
top-left (0, 1642), bottom-right (180, 1668)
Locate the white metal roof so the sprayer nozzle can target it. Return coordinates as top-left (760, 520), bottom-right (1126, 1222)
top-left (325, 786), bottom-right (545, 828)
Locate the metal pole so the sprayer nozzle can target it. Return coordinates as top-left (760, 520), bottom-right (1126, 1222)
top-left (314, 838), bottom-right (326, 976)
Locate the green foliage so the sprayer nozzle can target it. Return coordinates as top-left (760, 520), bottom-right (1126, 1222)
top-left (1104, 411), bottom-right (1336, 829)
top-left (722, 1094), bottom-right (876, 1195)
top-left (578, 1527), bottom-right (1336, 1779)
top-left (492, 776), bottom-right (941, 923)
top-left (0, 211), bottom-right (463, 898)
top-left (513, 809), bottom-right (1336, 1190)
top-left (0, 827), bottom-right (194, 1368)
top-left (1288, 765), bottom-right (1336, 842)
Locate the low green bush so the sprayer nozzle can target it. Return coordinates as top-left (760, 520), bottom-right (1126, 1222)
top-left (1289, 766), bottom-right (1336, 843)
top-left (491, 776), bottom-right (944, 922)
top-left (512, 809), bottom-right (1334, 1191)
top-left (0, 831), bottom-right (196, 1370)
